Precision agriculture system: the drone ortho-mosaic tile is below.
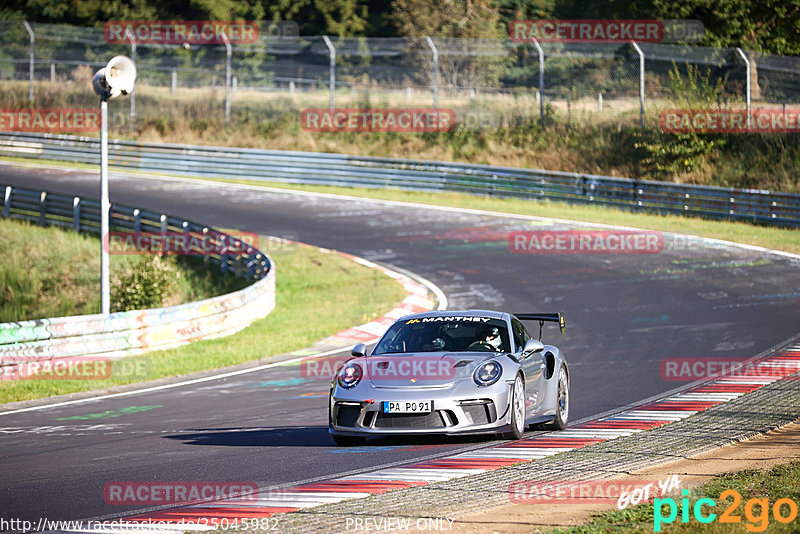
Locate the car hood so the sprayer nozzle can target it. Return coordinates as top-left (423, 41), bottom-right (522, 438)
top-left (362, 352), bottom-right (504, 388)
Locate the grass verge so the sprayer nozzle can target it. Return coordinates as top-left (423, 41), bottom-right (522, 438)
top-left (0, 218), bottom-right (247, 322)
top-left (552, 461), bottom-right (800, 533)
top-left (0, 240), bottom-right (407, 404)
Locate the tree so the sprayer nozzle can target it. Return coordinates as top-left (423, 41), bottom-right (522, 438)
top-left (3, 0), bottom-right (268, 27)
top-left (269, 0), bottom-right (372, 37)
top-left (392, 0), bottom-right (503, 38)
top-left (391, 0), bottom-right (508, 90)
top-left (553, 0), bottom-right (800, 99)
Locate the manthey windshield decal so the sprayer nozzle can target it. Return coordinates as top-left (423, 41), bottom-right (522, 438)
top-left (406, 316), bottom-right (492, 324)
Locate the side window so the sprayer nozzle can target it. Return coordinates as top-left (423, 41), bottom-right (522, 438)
top-left (521, 324), bottom-right (534, 344)
top-left (511, 319), bottom-right (526, 352)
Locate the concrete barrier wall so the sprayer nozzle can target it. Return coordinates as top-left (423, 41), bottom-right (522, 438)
top-left (0, 184), bottom-right (275, 372)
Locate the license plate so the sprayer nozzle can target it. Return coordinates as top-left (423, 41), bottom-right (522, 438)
top-left (382, 400), bottom-right (432, 414)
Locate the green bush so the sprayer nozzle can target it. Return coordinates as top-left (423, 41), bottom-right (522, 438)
top-left (636, 64), bottom-right (728, 178)
top-left (110, 255), bottom-right (181, 312)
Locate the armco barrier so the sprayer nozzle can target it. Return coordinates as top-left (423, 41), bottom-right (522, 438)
top-left (0, 184), bottom-right (275, 370)
top-left (1, 132), bottom-right (799, 227)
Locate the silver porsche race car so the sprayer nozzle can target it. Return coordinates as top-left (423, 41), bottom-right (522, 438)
top-left (329, 310), bottom-right (569, 445)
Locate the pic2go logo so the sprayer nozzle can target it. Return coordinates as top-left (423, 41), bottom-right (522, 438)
top-left (654, 489), bottom-right (799, 532)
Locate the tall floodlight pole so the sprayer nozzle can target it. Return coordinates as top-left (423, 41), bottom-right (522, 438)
top-left (93, 56), bottom-right (137, 315)
top-left (100, 98), bottom-right (110, 315)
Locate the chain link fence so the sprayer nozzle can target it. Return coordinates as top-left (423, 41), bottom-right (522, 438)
top-left (1, 21), bottom-right (799, 129)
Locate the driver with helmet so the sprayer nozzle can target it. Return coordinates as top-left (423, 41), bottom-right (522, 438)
top-left (468, 325), bottom-right (503, 351)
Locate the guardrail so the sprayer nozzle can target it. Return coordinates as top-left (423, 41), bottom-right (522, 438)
top-left (1, 132), bottom-right (799, 228)
top-left (0, 184), bottom-right (275, 370)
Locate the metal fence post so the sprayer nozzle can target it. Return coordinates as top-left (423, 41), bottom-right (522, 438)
top-left (39, 191), bottom-right (48, 226)
top-left (532, 37), bottom-right (544, 120)
top-left (23, 21), bottom-right (34, 103)
top-left (425, 36), bottom-right (438, 110)
top-left (202, 227), bottom-right (210, 265)
top-left (221, 32), bottom-right (232, 123)
top-left (125, 29), bottom-right (136, 121)
top-left (736, 48), bottom-right (751, 128)
top-left (73, 197), bottom-right (81, 232)
top-left (631, 41), bottom-right (645, 130)
top-left (171, 70), bottom-right (177, 93)
top-left (322, 36), bottom-right (336, 111)
top-left (4, 186), bottom-right (12, 218)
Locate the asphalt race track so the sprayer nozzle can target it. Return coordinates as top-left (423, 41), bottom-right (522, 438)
top-left (1, 164), bottom-right (799, 525)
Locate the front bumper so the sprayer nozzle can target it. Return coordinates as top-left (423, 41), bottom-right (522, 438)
top-left (329, 379), bottom-right (514, 436)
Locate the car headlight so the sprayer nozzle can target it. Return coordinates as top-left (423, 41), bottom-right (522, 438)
top-left (337, 362), bottom-right (363, 389)
top-left (473, 360), bottom-right (502, 387)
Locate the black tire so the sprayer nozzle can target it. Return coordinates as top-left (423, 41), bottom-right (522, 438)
top-left (501, 374), bottom-right (526, 440)
top-left (542, 365), bottom-right (569, 430)
top-left (332, 434), bottom-right (365, 446)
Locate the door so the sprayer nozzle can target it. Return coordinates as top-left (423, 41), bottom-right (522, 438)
top-left (512, 318), bottom-right (546, 417)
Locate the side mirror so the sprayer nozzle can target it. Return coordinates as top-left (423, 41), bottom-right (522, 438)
top-left (522, 339), bottom-right (544, 356)
top-left (351, 343), bottom-right (367, 357)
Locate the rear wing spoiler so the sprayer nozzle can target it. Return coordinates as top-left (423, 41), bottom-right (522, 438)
top-left (514, 313), bottom-right (566, 339)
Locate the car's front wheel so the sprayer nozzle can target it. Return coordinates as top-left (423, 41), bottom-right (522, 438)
top-left (502, 374), bottom-right (526, 440)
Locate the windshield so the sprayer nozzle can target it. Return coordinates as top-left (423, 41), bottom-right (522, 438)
top-left (373, 316), bottom-right (511, 355)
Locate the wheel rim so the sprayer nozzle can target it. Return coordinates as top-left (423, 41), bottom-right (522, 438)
top-left (513, 376), bottom-right (525, 433)
top-left (557, 367), bottom-right (569, 422)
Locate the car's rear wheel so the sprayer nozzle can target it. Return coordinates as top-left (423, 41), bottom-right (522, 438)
top-left (502, 374), bottom-right (525, 440)
top-left (542, 365), bottom-right (569, 430)
top-left (332, 434), bottom-right (365, 446)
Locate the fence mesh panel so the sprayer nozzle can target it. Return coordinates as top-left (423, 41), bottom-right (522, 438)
top-left (1, 22), bottom-right (799, 126)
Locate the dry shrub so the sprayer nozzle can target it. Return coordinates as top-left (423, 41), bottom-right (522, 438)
top-left (70, 65), bottom-right (94, 85)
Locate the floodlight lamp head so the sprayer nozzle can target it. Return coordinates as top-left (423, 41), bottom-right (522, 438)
top-left (92, 56), bottom-right (137, 100)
